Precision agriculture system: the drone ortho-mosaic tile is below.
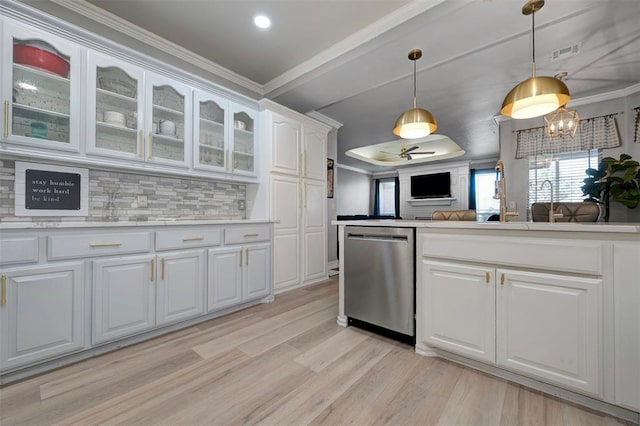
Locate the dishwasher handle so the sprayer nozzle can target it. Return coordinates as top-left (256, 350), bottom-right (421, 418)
top-left (347, 233), bottom-right (409, 242)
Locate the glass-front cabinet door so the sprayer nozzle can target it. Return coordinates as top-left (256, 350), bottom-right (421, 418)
top-left (230, 104), bottom-right (257, 176)
top-left (2, 21), bottom-right (81, 152)
top-left (86, 51), bottom-right (144, 160)
top-left (193, 90), bottom-right (228, 172)
top-left (145, 73), bottom-right (191, 168)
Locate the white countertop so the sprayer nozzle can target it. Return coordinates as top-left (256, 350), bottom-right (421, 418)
top-left (332, 219), bottom-right (640, 234)
top-left (0, 219), bottom-right (274, 230)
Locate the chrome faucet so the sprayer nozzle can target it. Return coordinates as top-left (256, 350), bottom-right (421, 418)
top-left (540, 179), bottom-right (563, 222)
top-left (494, 160), bottom-right (519, 223)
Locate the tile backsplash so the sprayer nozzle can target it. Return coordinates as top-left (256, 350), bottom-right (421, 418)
top-left (0, 159), bottom-right (246, 222)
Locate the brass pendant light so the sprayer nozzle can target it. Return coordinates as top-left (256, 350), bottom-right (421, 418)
top-left (501, 0), bottom-right (570, 119)
top-left (393, 49), bottom-right (437, 139)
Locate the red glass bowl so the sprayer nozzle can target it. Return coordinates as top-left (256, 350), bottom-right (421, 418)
top-left (13, 44), bottom-right (70, 78)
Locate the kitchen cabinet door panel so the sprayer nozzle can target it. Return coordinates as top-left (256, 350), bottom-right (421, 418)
top-left (157, 250), bottom-right (205, 326)
top-left (302, 126), bottom-right (326, 180)
top-left (271, 115), bottom-right (301, 176)
top-left (497, 268), bottom-right (602, 397)
top-left (243, 243), bottom-right (270, 300)
top-left (421, 260), bottom-right (495, 363)
top-left (271, 175), bottom-right (300, 232)
top-left (1, 262), bottom-right (84, 371)
top-left (273, 234), bottom-right (300, 291)
top-left (208, 247), bottom-right (242, 312)
top-left (93, 254), bottom-right (155, 344)
top-left (303, 230), bottom-right (326, 282)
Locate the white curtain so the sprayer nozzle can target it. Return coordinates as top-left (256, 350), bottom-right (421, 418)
top-left (515, 115), bottom-right (621, 159)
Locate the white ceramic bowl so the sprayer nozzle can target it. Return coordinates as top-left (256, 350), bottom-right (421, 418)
top-left (234, 120), bottom-right (246, 130)
top-left (159, 120), bottom-right (176, 135)
top-left (103, 111), bottom-right (125, 126)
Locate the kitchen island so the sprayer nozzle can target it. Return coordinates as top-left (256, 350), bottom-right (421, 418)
top-left (334, 219), bottom-right (640, 423)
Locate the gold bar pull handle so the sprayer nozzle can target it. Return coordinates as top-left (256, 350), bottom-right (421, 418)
top-left (138, 130), bottom-right (144, 158)
top-left (90, 242), bottom-right (123, 248)
top-left (1, 275), bottom-right (6, 306)
top-left (161, 258), bottom-right (165, 280)
top-left (232, 151), bottom-right (236, 170)
top-left (225, 149), bottom-right (229, 171)
top-left (298, 183), bottom-right (302, 209)
top-left (3, 100), bottom-right (9, 138)
top-left (151, 258), bottom-right (155, 282)
top-left (304, 184), bottom-right (307, 209)
top-left (243, 233), bottom-right (259, 238)
top-left (485, 272), bottom-right (490, 284)
top-left (500, 273), bottom-right (505, 285)
top-left (304, 149), bottom-right (308, 175)
top-left (183, 237), bottom-right (204, 242)
top-left (239, 249), bottom-right (243, 267)
top-left (299, 150), bottom-right (303, 175)
top-left (148, 132), bottom-right (153, 158)
top-left (246, 248), bottom-right (249, 266)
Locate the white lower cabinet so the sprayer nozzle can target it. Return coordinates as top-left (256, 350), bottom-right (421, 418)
top-left (0, 262), bottom-right (84, 371)
top-left (496, 268), bottom-right (602, 397)
top-left (156, 250), bottom-right (205, 326)
top-left (93, 254), bottom-right (156, 345)
top-left (207, 243), bottom-right (270, 312)
top-left (420, 258), bottom-right (603, 398)
top-left (208, 247), bottom-right (243, 311)
top-left (421, 260), bottom-right (495, 363)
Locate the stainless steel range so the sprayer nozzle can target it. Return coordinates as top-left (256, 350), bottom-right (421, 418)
top-left (343, 226), bottom-right (415, 338)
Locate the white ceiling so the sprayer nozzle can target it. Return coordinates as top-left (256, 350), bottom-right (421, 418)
top-left (25, 0), bottom-right (640, 171)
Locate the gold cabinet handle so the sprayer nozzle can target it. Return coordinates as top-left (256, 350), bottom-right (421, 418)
top-left (485, 272), bottom-right (490, 284)
top-left (148, 133), bottom-right (154, 158)
top-left (90, 242), bottom-right (122, 248)
top-left (151, 258), bottom-right (155, 282)
top-left (239, 249), bottom-right (243, 267)
top-left (246, 248), bottom-right (249, 266)
top-left (304, 184), bottom-right (307, 209)
top-left (3, 100), bottom-right (8, 138)
top-left (501, 273), bottom-right (505, 285)
top-left (243, 233), bottom-right (258, 238)
top-left (299, 150), bottom-right (303, 175)
top-left (138, 130), bottom-right (143, 158)
top-left (298, 183), bottom-right (302, 209)
top-left (304, 149), bottom-right (308, 175)
top-left (183, 237), bottom-right (204, 242)
top-left (225, 149), bottom-right (229, 171)
top-left (1, 275), bottom-right (6, 306)
top-left (161, 258), bottom-right (165, 280)
top-left (232, 151), bottom-right (236, 170)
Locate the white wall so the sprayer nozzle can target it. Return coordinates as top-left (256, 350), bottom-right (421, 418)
top-left (336, 166), bottom-right (372, 215)
top-left (499, 89), bottom-right (640, 222)
top-left (398, 160), bottom-right (470, 219)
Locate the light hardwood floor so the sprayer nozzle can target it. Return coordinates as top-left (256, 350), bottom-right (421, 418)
top-left (0, 277), bottom-right (633, 425)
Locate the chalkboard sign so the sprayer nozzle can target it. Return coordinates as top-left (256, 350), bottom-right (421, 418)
top-left (25, 169), bottom-right (81, 210)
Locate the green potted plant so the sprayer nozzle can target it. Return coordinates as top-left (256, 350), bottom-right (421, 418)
top-left (582, 153), bottom-right (640, 222)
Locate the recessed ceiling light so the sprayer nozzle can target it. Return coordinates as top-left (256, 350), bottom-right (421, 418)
top-left (254, 15), bottom-right (271, 29)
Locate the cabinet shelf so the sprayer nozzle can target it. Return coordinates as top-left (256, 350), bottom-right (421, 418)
top-left (233, 150), bottom-right (254, 157)
top-left (96, 88), bottom-right (137, 103)
top-left (153, 133), bottom-right (184, 146)
top-left (153, 104), bottom-right (184, 116)
top-left (13, 63), bottom-right (70, 84)
top-left (200, 144), bottom-right (224, 151)
top-left (199, 118), bottom-right (224, 127)
top-left (96, 121), bottom-right (136, 133)
top-left (13, 102), bottom-right (70, 120)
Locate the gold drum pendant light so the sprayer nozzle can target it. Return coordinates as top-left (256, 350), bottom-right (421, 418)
top-left (393, 49), bottom-right (437, 139)
top-left (501, 0), bottom-right (570, 119)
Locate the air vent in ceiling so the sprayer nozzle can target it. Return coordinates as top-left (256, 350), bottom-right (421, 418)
top-left (551, 43), bottom-right (581, 61)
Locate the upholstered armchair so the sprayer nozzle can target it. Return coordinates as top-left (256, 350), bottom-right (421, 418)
top-left (531, 201), bottom-right (600, 222)
top-left (432, 210), bottom-right (477, 221)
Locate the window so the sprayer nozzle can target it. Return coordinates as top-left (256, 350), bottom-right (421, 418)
top-left (374, 177), bottom-right (398, 217)
top-left (472, 169), bottom-right (500, 222)
top-left (529, 149), bottom-right (598, 207)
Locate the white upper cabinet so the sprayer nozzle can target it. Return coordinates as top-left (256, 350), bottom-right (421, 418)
top-left (229, 103), bottom-right (257, 177)
top-left (270, 113), bottom-right (301, 176)
top-left (145, 72), bottom-right (192, 168)
top-left (1, 20), bottom-right (81, 152)
top-left (86, 51), bottom-right (145, 160)
top-left (302, 125), bottom-right (326, 181)
top-left (87, 52), bottom-right (192, 168)
top-left (193, 89), bottom-right (228, 173)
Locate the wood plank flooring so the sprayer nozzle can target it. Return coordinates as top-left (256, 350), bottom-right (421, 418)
top-left (0, 277), bottom-right (633, 425)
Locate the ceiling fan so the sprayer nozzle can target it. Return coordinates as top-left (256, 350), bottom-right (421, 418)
top-left (380, 145), bottom-right (435, 160)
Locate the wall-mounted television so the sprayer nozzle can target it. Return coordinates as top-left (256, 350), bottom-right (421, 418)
top-left (410, 172), bottom-right (451, 198)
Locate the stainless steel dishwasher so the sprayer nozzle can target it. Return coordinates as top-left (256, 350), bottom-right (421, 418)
top-left (344, 226), bottom-right (415, 337)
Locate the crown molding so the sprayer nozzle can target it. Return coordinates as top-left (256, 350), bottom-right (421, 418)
top-left (50, 0), bottom-right (264, 95)
top-left (262, 0), bottom-right (451, 96)
top-left (336, 163), bottom-right (373, 176)
top-left (305, 111), bottom-right (343, 129)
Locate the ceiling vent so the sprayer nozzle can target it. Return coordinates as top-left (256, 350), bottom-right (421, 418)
top-left (551, 43), bottom-right (581, 61)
